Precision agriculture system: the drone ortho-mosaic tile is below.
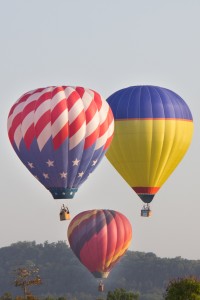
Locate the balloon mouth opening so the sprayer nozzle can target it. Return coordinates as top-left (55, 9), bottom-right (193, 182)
top-left (138, 194), bottom-right (155, 203)
top-left (132, 187), bottom-right (159, 203)
top-left (48, 187), bottom-right (78, 199)
top-left (92, 271), bottom-right (109, 279)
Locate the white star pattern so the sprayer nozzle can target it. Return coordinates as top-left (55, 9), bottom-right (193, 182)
top-left (60, 172), bottom-right (67, 179)
top-left (78, 171), bottom-right (84, 178)
top-left (28, 162), bottom-right (34, 168)
top-left (92, 160), bottom-right (98, 166)
top-left (46, 159), bottom-right (54, 167)
top-left (72, 158), bottom-right (80, 166)
top-left (43, 173), bottom-right (49, 179)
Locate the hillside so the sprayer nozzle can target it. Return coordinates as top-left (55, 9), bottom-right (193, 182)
top-left (0, 241), bottom-right (200, 300)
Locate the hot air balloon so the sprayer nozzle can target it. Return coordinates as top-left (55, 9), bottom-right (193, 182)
top-left (106, 86), bottom-right (193, 217)
top-left (67, 209), bottom-right (132, 291)
top-left (7, 86), bottom-right (114, 219)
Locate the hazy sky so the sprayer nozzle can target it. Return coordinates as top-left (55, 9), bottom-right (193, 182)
top-left (1, 0), bottom-right (200, 260)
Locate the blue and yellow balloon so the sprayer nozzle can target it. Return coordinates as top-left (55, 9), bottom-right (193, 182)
top-left (106, 86), bottom-right (193, 216)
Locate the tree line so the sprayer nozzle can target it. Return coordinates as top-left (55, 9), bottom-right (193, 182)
top-left (1, 241), bottom-right (200, 300)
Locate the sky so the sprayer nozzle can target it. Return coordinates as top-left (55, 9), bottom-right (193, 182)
top-left (1, 0), bottom-right (200, 260)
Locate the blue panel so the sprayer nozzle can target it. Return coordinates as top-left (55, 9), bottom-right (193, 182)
top-left (107, 86), bottom-right (193, 120)
top-left (16, 135), bottom-right (106, 197)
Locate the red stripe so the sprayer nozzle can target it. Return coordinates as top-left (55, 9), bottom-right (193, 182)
top-left (103, 109), bottom-right (114, 150)
top-left (8, 129), bottom-right (14, 144)
top-left (99, 118), bottom-right (109, 137)
top-left (8, 88), bottom-right (49, 145)
top-left (34, 87), bottom-right (46, 93)
top-left (8, 113), bottom-right (22, 144)
top-left (21, 101), bottom-right (37, 148)
top-left (35, 110), bottom-right (51, 138)
top-left (35, 91), bottom-right (52, 110)
top-left (51, 86), bottom-right (65, 98)
top-left (51, 98), bottom-right (67, 125)
top-left (133, 187), bottom-right (160, 194)
top-left (53, 122), bottom-right (69, 150)
top-left (21, 101), bottom-right (37, 120)
top-left (99, 106), bottom-right (114, 138)
top-left (84, 127), bottom-right (99, 149)
top-left (69, 109), bottom-right (85, 137)
top-left (103, 135), bottom-right (113, 150)
top-left (8, 93), bottom-right (30, 117)
top-left (75, 86), bottom-right (85, 99)
top-left (24, 124), bottom-right (35, 149)
top-left (92, 90), bottom-right (103, 111)
top-left (8, 87), bottom-right (46, 117)
top-left (67, 90), bottom-right (81, 110)
top-left (85, 100), bottom-right (98, 124)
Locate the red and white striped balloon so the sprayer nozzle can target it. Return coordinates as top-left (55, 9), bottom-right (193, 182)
top-left (8, 86), bottom-right (114, 199)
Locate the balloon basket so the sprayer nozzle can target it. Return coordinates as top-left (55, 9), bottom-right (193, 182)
top-left (60, 212), bottom-right (70, 221)
top-left (60, 205), bottom-right (70, 221)
top-left (141, 204), bottom-right (152, 217)
top-left (98, 281), bottom-right (104, 292)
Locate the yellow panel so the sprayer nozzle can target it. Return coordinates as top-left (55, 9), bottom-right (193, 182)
top-left (106, 119), bottom-right (193, 189)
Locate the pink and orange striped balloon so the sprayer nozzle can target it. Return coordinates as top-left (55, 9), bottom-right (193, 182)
top-left (67, 209), bottom-right (132, 278)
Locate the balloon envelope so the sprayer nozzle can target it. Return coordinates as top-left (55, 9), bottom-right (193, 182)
top-left (8, 86), bottom-right (114, 199)
top-left (67, 209), bottom-right (132, 278)
top-left (106, 86), bottom-right (193, 203)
